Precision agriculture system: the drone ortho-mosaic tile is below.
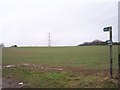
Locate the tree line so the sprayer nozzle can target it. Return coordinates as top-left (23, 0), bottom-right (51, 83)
top-left (78, 40), bottom-right (120, 46)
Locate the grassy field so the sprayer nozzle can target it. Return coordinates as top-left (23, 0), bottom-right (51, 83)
top-left (2, 46), bottom-right (119, 88)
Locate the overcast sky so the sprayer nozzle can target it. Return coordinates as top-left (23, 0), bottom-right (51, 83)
top-left (0, 0), bottom-right (119, 47)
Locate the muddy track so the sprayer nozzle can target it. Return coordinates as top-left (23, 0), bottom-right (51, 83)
top-left (2, 78), bottom-right (22, 88)
top-left (2, 64), bottom-right (119, 88)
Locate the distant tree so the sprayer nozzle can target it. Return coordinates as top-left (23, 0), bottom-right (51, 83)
top-left (14, 45), bottom-right (17, 47)
top-left (92, 40), bottom-right (105, 45)
top-left (11, 45), bottom-right (17, 47)
top-left (78, 39), bottom-right (106, 46)
top-left (0, 43), bottom-right (5, 47)
top-left (83, 42), bottom-right (91, 45)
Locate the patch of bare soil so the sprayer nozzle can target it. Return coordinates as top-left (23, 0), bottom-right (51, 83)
top-left (3, 64), bottom-right (119, 76)
top-left (2, 77), bottom-right (23, 88)
top-left (2, 64), bottom-right (119, 88)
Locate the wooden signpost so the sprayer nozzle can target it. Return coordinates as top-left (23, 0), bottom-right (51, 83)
top-left (103, 26), bottom-right (113, 79)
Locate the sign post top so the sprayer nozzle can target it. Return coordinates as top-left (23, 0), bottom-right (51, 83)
top-left (103, 26), bottom-right (112, 32)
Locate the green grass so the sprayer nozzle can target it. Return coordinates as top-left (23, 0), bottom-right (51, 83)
top-left (2, 46), bottom-right (118, 69)
top-left (2, 46), bottom-right (119, 88)
top-left (3, 66), bottom-right (118, 88)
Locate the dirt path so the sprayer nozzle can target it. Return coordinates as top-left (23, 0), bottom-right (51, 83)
top-left (2, 64), bottom-right (119, 88)
top-left (2, 77), bottom-right (23, 88)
